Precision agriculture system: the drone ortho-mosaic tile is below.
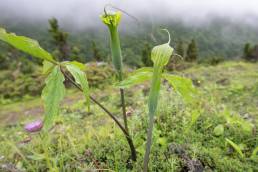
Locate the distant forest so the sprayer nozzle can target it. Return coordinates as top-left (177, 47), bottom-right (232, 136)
top-left (1, 17), bottom-right (258, 67)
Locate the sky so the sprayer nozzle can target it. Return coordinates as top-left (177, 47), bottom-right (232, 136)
top-left (1, 0), bottom-right (258, 28)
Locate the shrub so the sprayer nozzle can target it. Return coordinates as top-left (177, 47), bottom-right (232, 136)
top-left (198, 56), bottom-right (225, 66)
top-left (85, 62), bottom-right (115, 87)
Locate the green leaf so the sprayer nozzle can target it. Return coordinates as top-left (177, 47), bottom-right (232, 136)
top-left (62, 61), bottom-right (86, 71)
top-left (65, 64), bottom-right (90, 111)
top-left (226, 138), bottom-right (244, 158)
top-left (251, 147), bottom-right (258, 159)
top-left (213, 124), bottom-right (224, 136)
top-left (0, 28), bottom-right (55, 63)
top-left (157, 137), bottom-right (167, 147)
top-left (42, 60), bottom-right (54, 75)
top-left (132, 67), bottom-right (153, 73)
top-left (186, 110), bottom-right (201, 132)
top-left (27, 154), bottom-right (45, 161)
top-left (116, 67), bottom-right (153, 88)
top-left (163, 73), bottom-right (196, 103)
top-left (42, 66), bottom-right (65, 130)
top-left (224, 109), bottom-right (254, 133)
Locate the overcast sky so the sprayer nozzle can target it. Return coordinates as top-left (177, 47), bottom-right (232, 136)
top-left (1, 0), bottom-right (258, 28)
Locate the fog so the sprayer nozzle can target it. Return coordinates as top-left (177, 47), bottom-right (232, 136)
top-left (1, 0), bottom-right (258, 29)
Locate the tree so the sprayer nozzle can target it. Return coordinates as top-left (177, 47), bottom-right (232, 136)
top-left (70, 46), bottom-right (83, 61)
top-left (123, 48), bottom-right (142, 67)
top-left (242, 43), bottom-right (258, 61)
top-left (243, 43), bottom-right (253, 60)
top-left (141, 42), bottom-right (153, 67)
top-left (186, 39), bottom-right (198, 62)
top-left (48, 18), bottom-right (70, 61)
top-left (176, 39), bottom-right (185, 58)
top-left (91, 41), bottom-right (102, 61)
top-left (0, 53), bottom-right (8, 69)
top-left (253, 45), bottom-right (258, 60)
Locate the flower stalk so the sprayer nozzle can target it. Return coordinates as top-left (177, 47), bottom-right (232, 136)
top-left (101, 10), bottom-right (136, 161)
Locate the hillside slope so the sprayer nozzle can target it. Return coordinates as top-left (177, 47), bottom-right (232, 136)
top-left (0, 61), bottom-right (257, 171)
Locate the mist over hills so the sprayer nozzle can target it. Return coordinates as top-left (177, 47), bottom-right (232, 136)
top-left (1, 0), bottom-right (258, 62)
top-left (1, 16), bottom-right (257, 61)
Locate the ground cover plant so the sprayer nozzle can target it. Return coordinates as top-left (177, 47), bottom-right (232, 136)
top-left (0, 61), bottom-right (257, 171)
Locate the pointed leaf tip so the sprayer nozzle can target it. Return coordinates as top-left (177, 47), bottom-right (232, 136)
top-left (161, 29), bottom-right (171, 44)
top-left (0, 27), bottom-right (55, 63)
top-left (163, 73), bottom-right (196, 103)
top-left (116, 67), bottom-right (153, 88)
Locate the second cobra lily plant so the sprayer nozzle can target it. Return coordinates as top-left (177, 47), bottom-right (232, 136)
top-left (117, 29), bottom-right (196, 170)
top-left (0, 8), bottom-right (196, 171)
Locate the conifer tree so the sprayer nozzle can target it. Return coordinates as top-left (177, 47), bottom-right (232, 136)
top-left (186, 39), bottom-right (198, 62)
top-left (91, 41), bottom-right (102, 61)
top-left (176, 40), bottom-right (185, 58)
top-left (48, 18), bottom-right (70, 61)
top-left (243, 43), bottom-right (252, 60)
top-left (142, 42), bottom-right (153, 67)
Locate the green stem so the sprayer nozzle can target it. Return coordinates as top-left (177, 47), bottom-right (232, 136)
top-left (120, 88), bottom-right (129, 133)
top-left (143, 66), bottom-right (162, 171)
top-left (62, 70), bottom-right (126, 134)
top-left (62, 70), bottom-right (136, 161)
top-left (109, 26), bottom-right (129, 132)
top-left (143, 114), bottom-right (155, 172)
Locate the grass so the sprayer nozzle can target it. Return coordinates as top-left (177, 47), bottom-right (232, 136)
top-left (0, 61), bottom-right (257, 171)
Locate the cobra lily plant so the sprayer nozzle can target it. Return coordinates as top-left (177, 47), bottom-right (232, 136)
top-left (117, 29), bottom-right (196, 171)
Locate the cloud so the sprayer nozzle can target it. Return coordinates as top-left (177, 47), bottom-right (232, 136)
top-left (1, 0), bottom-right (258, 28)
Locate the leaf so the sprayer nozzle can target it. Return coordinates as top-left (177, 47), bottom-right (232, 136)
top-left (226, 138), bottom-right (244, 158)
top-left (65, 63), bottom-right (90, 111)
top-left (116, 67), bottom-right (153, 88)
top-left (157, 137), bottom-right (167, 147)
top-left (163, 73), bottom-right (196, 103)
top-left (42, 66), bottom-right (65, 130)
top-left (189, 110), bottom-right (201, 127)
top-left (224, 109), bottom-right (254, 133)
top-left (0, 28), bottom-right (55, 63)
top-left (62, 61), bottom-right (86, 71)
top-left (27, 154), bottom-right (45, 161)
top-left (42, 60), bottom-right (54, 75)
top-left (213, 124), bottom-right (224, 136)
top-left (251, 147), bottom-right (258, 159)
